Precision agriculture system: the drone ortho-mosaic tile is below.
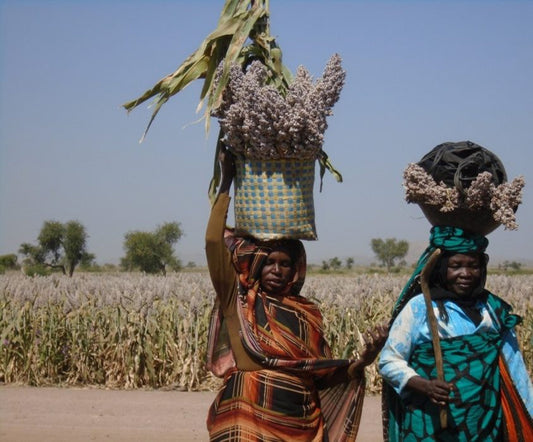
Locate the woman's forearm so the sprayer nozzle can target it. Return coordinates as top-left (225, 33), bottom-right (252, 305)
top-left (205, 194), bottom-right (236, 310)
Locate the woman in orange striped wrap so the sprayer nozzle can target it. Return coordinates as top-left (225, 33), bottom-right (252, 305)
top-left (205, 149), bottom-right (388, 441)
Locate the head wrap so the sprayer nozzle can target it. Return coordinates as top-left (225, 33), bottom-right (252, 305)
top-left (429, 251), bottom-right (489, 325)
top-left (391, 226), bottom-right (488, 322)
top-left (226, 235), bottom-right (307, 296)
top-left (430, 251), bottom-right (488, 290)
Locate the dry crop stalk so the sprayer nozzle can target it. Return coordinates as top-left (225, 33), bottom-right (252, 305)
top-left (1, 273), bottom-right (532, 391)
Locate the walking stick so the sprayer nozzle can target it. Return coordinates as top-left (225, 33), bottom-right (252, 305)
top-left (420, 248), bottom-right (448, 429)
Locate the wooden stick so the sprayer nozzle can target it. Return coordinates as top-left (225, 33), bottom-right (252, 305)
top-left (420, 248), bottom-right (448, 429)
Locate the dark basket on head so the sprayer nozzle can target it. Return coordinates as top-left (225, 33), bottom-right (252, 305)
top-left (419, 204), bottom-right (501, 236)
top-left (415, 141), bottom-right (509, 236)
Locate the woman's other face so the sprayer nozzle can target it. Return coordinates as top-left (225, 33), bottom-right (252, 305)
top-left (260, 250), bottom-right (295, 295)
top-left (445, 253), bottom-right (482, 297)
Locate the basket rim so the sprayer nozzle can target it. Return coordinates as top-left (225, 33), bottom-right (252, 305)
top-left (418, 203), bottom-right (500, 235)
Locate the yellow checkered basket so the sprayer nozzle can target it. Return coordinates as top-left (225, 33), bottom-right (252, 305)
top-left (234, 158), bottom-right (317, 240)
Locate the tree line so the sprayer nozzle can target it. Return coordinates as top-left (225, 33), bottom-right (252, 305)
top-left (20, 221), bottom-right (523, 276)
top-left (2, 219), bottom-right (414, 276)
top-left (318, 239), bottom-right (410, 273)
top-left (4, 220), bottom-right (183, 276)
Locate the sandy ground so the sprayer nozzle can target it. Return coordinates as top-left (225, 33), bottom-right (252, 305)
top-left (0, 385), bottom-right (383, 441)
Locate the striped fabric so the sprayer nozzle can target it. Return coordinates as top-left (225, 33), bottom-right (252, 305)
top-left (208, 369), bottom-right (366, 442)
top-left (500, 357), bottom-right (533, 441)
top-left (207, 234), bottom-right (365, 441)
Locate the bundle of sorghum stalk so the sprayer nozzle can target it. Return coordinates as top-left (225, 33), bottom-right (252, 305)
top-left (212, 54), bottom-right (346, 160)
top-left (403, 141), bottom-right (525, 230)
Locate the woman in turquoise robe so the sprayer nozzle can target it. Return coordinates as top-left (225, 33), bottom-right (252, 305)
top-left (379, 226), bottom-right (533, 441)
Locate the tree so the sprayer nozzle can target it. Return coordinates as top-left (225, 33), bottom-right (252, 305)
top-left (38, 221), bottom-right (65, 266)
top-left (320, 257), bottom-right (343, 272)
top-left (78, 252), bottom-right (97, 270)
top-left (122, 222), bottom-right (183, 275)
top-left (18, 242), bottom-right (47, 275)
top-left (500, 260), bottom-right (523, 272)
top-left (509, 261), bottom-right (522, 271)
top-left (345, 257), bottom-right (354, 270)
top-left (19, 220), bottom-right (90, 276)
top-left (370, 238), bottom-right (409, 272)
top-left (63, 221), bottom-right (90, 276)
top-left (329, 257), bottom-right (342, 271)
top-left (0, 253), bottom-right (18, 272)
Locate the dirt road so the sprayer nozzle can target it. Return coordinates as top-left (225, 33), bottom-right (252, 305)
top-left (0, 385), bottom-right (383, 441)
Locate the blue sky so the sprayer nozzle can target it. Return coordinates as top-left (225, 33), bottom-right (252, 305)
top-left (1, 1), bottom-right (532, 266)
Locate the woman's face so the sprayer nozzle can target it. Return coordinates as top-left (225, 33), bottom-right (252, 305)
top-left (445, 253), bottom-right (482, 297)
top-left (260, 250), bottom-right (295, 295)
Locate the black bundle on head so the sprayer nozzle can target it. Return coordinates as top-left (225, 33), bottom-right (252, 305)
top-left (418, 140), bottom-right (507, 195)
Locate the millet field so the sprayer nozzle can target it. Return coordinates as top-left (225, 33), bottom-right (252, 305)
top-left (1, 272), bottom-right (532, 394)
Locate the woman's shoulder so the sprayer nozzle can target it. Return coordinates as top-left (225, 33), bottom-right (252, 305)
top-left (484, 292), bottom-right (509, 308)
top-left (404, 293), bottom-right (426, 308)
top-left (484, 292), bottom-right (521, 329)
top-left (395, 293), bottom-right (428, 319)
top-left (390, 293), bottom-right (429, 333)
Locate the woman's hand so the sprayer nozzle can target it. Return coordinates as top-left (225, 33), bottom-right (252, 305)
top-left (348, 323), bottom-right (389, 378)
top-left (360, 323), bottom-right (389, 365)
top-left (407, 376), bottom-right (455, 406)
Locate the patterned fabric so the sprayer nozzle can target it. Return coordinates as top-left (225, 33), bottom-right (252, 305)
top-left (207, 234), bottom-right (365, 441)
top-left (500, 357), bottom-right (533, 441)
top-left (206, 299), bottom-right (237, 378)
top-left (404, 328), bottom-right (503, 440)
top-left (208, 369), bottom-right (326, 442)
top-left (381, 291), bottom-right (533, 440)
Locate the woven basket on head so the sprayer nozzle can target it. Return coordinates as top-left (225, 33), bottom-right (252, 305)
top-left (234, 158), bottom-right (317, 240)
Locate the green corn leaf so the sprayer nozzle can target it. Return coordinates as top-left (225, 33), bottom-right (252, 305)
top-left (123, 0), bottom-right (342, 198)
top-left (318, 151), bottom-right (343, 192)
top-left (123, 1), bottom-right (275, 131)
